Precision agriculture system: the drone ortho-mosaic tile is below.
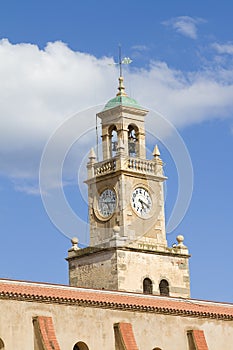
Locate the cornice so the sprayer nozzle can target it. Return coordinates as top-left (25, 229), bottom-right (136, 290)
top-left (0, 280), bottom-right (232, 321)
top-left (67, 245), bottom-right (190, 260)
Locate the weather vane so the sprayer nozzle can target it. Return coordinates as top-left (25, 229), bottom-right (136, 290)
top-left (117, 45), bottom-right (132, 77)
top-left (110, 45), bottom-right (132, 97)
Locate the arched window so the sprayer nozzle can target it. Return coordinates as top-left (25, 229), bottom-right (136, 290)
top-left (109, 125), bottom-right (118, 157)
top-left (153, 348), bottom-right (162, 350)
top-left (0, 339), bottom-right (4, 349)
top-left (128, 125), bottom-right (138, 157)
top-left (159, 279), bottom-right (169, 296)
top-left (143, 277), bottom-right (153, 294)
top-left (73, 342), bottom-right (89, 350)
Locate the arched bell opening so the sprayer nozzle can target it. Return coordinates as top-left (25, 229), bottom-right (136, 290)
top-left (128, 124), bottom-right (139, 157)
top-left (109, 125), bottom-right (118, 157)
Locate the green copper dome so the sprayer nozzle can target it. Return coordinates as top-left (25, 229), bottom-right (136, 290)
top-left (103, 95), bottom-right (142, 111)
top-left (103, 76), bottom-right (143, 111)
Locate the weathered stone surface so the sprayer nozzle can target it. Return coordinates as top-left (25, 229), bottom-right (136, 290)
top-left (68, 247), bottom-right (190, 298)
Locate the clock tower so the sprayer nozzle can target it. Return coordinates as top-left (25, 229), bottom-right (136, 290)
top-left (67, 75), bottom-right (190, 298)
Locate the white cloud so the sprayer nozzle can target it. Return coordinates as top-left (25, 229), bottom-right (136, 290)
top-left (163, 16), bottom-right (204, 39)
top-left (130, 45), bottom-right (150, 61)
top-left (0, 39), bottom-right (233, 193)
top-left (212, 42), bottom-right (233, 55)
top-left (131, 45), bottom-right (149, 52)
top-left (13, 181), bottom-right (41, 195)
top-left (0, 39), bottom-right (115, 183)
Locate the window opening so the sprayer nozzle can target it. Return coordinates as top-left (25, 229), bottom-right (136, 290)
top-left (143, 277), bottom-right (153, 294)
top-left (159, 279), bottom-right (169, 296)
top-left (0, 339), bottom-right (4, 350)
top-left (73, 342), bottom-right (89, 350)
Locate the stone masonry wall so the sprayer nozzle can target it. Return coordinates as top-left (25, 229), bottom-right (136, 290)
top-left (68, 249), bottom-right (118, 290)
top-left (116, 248), bottom-right (190, 297)
top-left (68, 247), bottom-right (190, 297)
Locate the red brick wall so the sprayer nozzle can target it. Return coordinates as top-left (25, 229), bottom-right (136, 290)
top-left (114, 322), bottom-right (139, 350)
top-left (187, 330), bottom-right (209, 350)
top-left (33, 316), bottom-right (61, 350)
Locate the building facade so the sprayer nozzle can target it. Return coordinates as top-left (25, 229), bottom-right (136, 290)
top-left (0, 75), bottom-right (233, 349)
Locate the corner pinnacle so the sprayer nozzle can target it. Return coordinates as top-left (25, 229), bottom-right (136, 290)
top-left (153, 145), bottom-right (160, 157)
top-left (88, 148), bottom-right (96, 160)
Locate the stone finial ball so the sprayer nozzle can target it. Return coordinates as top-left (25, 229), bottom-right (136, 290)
top-left (113, 226), bottom-right (120, 233)
top-left (176, 235), bottom-right (184, 244)
top-left (71, 237), bottom-right (78, 245)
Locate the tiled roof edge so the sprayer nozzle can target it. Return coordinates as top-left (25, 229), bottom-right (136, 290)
top-left (0, 289), bottom-right (233, 321)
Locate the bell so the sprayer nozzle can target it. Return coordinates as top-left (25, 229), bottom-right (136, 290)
top-left (112, 141), bottom-right (117, 152)
top-left (128, 140), bottom-right (136, 155)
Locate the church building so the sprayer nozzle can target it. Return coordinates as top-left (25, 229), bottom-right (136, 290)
top-left (0, 73), bottom-right (233, 349)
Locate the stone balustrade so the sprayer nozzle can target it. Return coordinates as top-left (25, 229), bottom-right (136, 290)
top-left (93, 157), bottom-right (161, 177)
top-left (127, 158), bottom-right (156, 174)
top-left (94, 159), bottom-right (116, 176)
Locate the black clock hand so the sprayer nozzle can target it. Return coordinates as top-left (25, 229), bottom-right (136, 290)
top-left (139, 198), bottom-right (150, 210)
top-left (139, 198), bottom-right (145, 209)
top-left (141, 200), bottom-right (150, 208)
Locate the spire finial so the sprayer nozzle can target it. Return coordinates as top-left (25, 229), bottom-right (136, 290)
top-left (116, 45), bottom-right (132, 97)
top-left (117, 76), bottom-right (127, 97)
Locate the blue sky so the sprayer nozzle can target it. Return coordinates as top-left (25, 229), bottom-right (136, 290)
top-left (0, 0), bottom-right (233, 302)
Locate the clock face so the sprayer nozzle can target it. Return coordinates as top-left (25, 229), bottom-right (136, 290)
top-left (131, 187), bottom-right (152, 217)
top-left (98, 189), bottom-right (116, 218)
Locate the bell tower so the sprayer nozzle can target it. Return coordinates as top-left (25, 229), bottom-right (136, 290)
top-left (85, 75), bottom-right (167, 250)
top-left (67, 73), bottom-right (191, 298)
